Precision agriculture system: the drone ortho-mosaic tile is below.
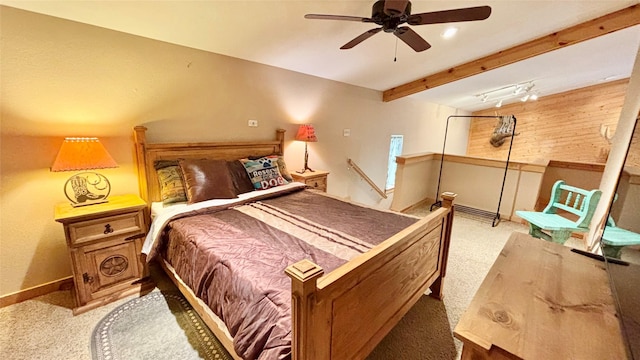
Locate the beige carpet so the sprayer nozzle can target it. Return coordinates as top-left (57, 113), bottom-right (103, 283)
top-left (0, 212), bottom-right (539, 360)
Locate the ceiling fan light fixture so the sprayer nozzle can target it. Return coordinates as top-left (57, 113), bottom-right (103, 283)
top-left (441, 27), bottom-right (458, 39)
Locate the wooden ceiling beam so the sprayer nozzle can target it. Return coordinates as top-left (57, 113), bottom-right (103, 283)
top-left (382, 4), bottom-right (640, 102)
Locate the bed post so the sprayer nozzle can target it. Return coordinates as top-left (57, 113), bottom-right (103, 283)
top-left (133, 126), bottom-right (149, 204)
top-left (276, 128), bottom-right (286, 155)
top-left (429, 192), bottom-right (457, 300)
top-left (285, 259), bottom-right (325, 360)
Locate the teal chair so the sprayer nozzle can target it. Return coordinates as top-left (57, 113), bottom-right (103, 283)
top-left (601, 215), bottom-right (640, 259)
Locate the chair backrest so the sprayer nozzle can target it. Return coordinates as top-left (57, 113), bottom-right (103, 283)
top-left (542, 180), bottom-right (602, 229)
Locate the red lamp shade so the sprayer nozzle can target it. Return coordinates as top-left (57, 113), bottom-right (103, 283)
top-left (51, 137), bottom-right (118, 172)
top-left (295, 124), bottom-right (318, 142)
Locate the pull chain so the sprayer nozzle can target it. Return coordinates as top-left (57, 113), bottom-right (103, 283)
top-left (394, 37), bottom-right (398, 62)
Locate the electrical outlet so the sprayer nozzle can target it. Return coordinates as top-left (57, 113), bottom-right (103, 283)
top-left (343, 129), bottom-right (351, 137)
top-left (248, 119), bottom-right (258, 127)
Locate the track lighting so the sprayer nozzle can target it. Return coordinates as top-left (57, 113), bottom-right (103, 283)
top-left (477, 81), bottom-right (539, 108)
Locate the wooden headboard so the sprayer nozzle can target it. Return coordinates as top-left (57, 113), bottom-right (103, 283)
top-left (133, 126), bottom-right (286, 203)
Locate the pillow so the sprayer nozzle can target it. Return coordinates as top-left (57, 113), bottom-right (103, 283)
top-left (179, 159), bottom-right (237, 204)
top-left (275, 157), bottom-right (293, 183)
top-left (227, 160), bottom-right (256, 195)
top-left (154, 160), bottom-right (187, 205)
top-left (248, 154), bottom-right (293, 182)
top-left (240, 156), bottom-right (288, 190)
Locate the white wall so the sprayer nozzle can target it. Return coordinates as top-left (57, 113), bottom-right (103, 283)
top-left (0, 6), bottom-right (469, 297)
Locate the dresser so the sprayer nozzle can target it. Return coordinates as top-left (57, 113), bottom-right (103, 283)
top-left (453, 232), bottom-right (627, 359)
top-left (54, 194), bottom-right (153, 315)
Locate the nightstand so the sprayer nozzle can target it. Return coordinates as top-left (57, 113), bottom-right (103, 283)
top-left (291, 170), bottom-right (329, 192)
top-left (54, 194), bottom-right (153, 315)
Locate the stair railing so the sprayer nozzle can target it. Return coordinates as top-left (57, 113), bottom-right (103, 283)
top-left (347, 158), bottom-right (388, 199)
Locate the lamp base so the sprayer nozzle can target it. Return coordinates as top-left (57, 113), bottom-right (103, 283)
top-left (297, 142), bottom-right (315, 174)
top-left (296, 167), bottom-right (315, 174)
top-left (64, 172), bottom-right (112, 207)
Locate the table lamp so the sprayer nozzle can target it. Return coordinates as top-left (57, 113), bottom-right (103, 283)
top-left (295, 124), bottom-right (318, 173)
top-left (51, 137), bottom-right (118, 207)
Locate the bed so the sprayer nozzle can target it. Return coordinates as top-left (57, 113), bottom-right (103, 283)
top-left (133, 126), bottom-right (456, 360)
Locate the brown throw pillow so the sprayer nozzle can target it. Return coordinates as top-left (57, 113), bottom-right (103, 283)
top-left (179, 159), bottom-right (237, 204)
top-left (227, 160), bottom-right (255, 195)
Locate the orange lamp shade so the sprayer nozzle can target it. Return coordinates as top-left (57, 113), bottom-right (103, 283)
top-left (51, 137), bottom-right (118, 172)
top-left (294, 124), bottom-right (318, 142)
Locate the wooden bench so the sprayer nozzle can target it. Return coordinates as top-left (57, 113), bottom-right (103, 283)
top-left (516, 180), bottom-right (602, 244)
top-left (601, 216), bottom-right (640, 258)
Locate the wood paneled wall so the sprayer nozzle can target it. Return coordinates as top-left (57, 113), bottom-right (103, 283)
top-left (468, 79), bottom-right (629, 164)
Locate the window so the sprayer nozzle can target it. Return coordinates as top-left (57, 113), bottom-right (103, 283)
top-left (386, 135), bottom-right (403, 191)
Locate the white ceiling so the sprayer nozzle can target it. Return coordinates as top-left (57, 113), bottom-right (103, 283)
top-left (2, 0), bottom-right (639, 111)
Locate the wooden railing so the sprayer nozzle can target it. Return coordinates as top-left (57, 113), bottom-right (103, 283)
top-left (347, 158), bottom-right (387, 199)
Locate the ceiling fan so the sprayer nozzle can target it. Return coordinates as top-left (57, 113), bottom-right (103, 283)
top-left (305, 0), bottom-right (491, 52)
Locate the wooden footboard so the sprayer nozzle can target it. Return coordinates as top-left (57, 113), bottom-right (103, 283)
top-left (286, 193), bottom-right (456, 360)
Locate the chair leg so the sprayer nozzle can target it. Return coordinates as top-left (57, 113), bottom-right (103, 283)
top-left (602, 244), bottom-right (623, 259)
top-left (529, 224), bottom-right (551, 242)
top-left (550, 229), bottom-right (571, 244)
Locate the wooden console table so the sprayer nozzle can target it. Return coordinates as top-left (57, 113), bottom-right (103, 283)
top-left (454, 232), bottom-right (627, 360)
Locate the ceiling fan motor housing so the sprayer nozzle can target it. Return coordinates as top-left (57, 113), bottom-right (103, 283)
top-left (373, 0), bottom-right (411, 32)
top-left (373, 1), bottom-right (411, 18)
top-left (377, 0), bottom-right (411, 17)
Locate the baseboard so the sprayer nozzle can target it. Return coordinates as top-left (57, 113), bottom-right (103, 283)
top-left (400, 197), bottom-right (435, 213)
top-left (0, 276), bottom-right (74, 308)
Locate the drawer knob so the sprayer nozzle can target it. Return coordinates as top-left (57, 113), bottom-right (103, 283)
top-left (104, 224), bottom-right (114, 234)
top-left (83, 273), bottom-right (94, 284)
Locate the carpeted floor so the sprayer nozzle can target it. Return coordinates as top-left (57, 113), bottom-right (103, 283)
top-left (1, 211), bottom-right (560, 360)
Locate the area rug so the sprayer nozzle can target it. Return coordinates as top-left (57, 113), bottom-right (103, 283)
top-left (91, 291), bottom-right (233, 360)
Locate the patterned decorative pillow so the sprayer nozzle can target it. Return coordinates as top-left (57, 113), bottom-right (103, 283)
top-left (275, 157), bottom-right (293, 182)
top-left (248, 154), bottom-right (293, 182)
top-left (156, 165), bottom-right (187, 205)
top-left (240, 156), bottom-right (288, 190)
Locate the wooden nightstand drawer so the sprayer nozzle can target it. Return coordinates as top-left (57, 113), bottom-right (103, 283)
top-left (305, 177), bottom-right (326, 191)
top-left (68, 211), bottom-right (145, 246)
top-left (291, 170), bottom-right (329, 193)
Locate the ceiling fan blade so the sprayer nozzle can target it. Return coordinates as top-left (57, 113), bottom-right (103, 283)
top-left (384, 0), bottom-right (409, 16)
top-left (394, 27), bottom-right (431, 52)
top-left (407, 6), bottom-right (491, 25)
top-left (340, 28), bottom-right (383, 49)
top-left (305, 14), bottom-right (373, 23)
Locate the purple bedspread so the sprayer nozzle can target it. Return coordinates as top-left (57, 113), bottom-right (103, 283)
top-left (157, 189), bottom-right (418, 360)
